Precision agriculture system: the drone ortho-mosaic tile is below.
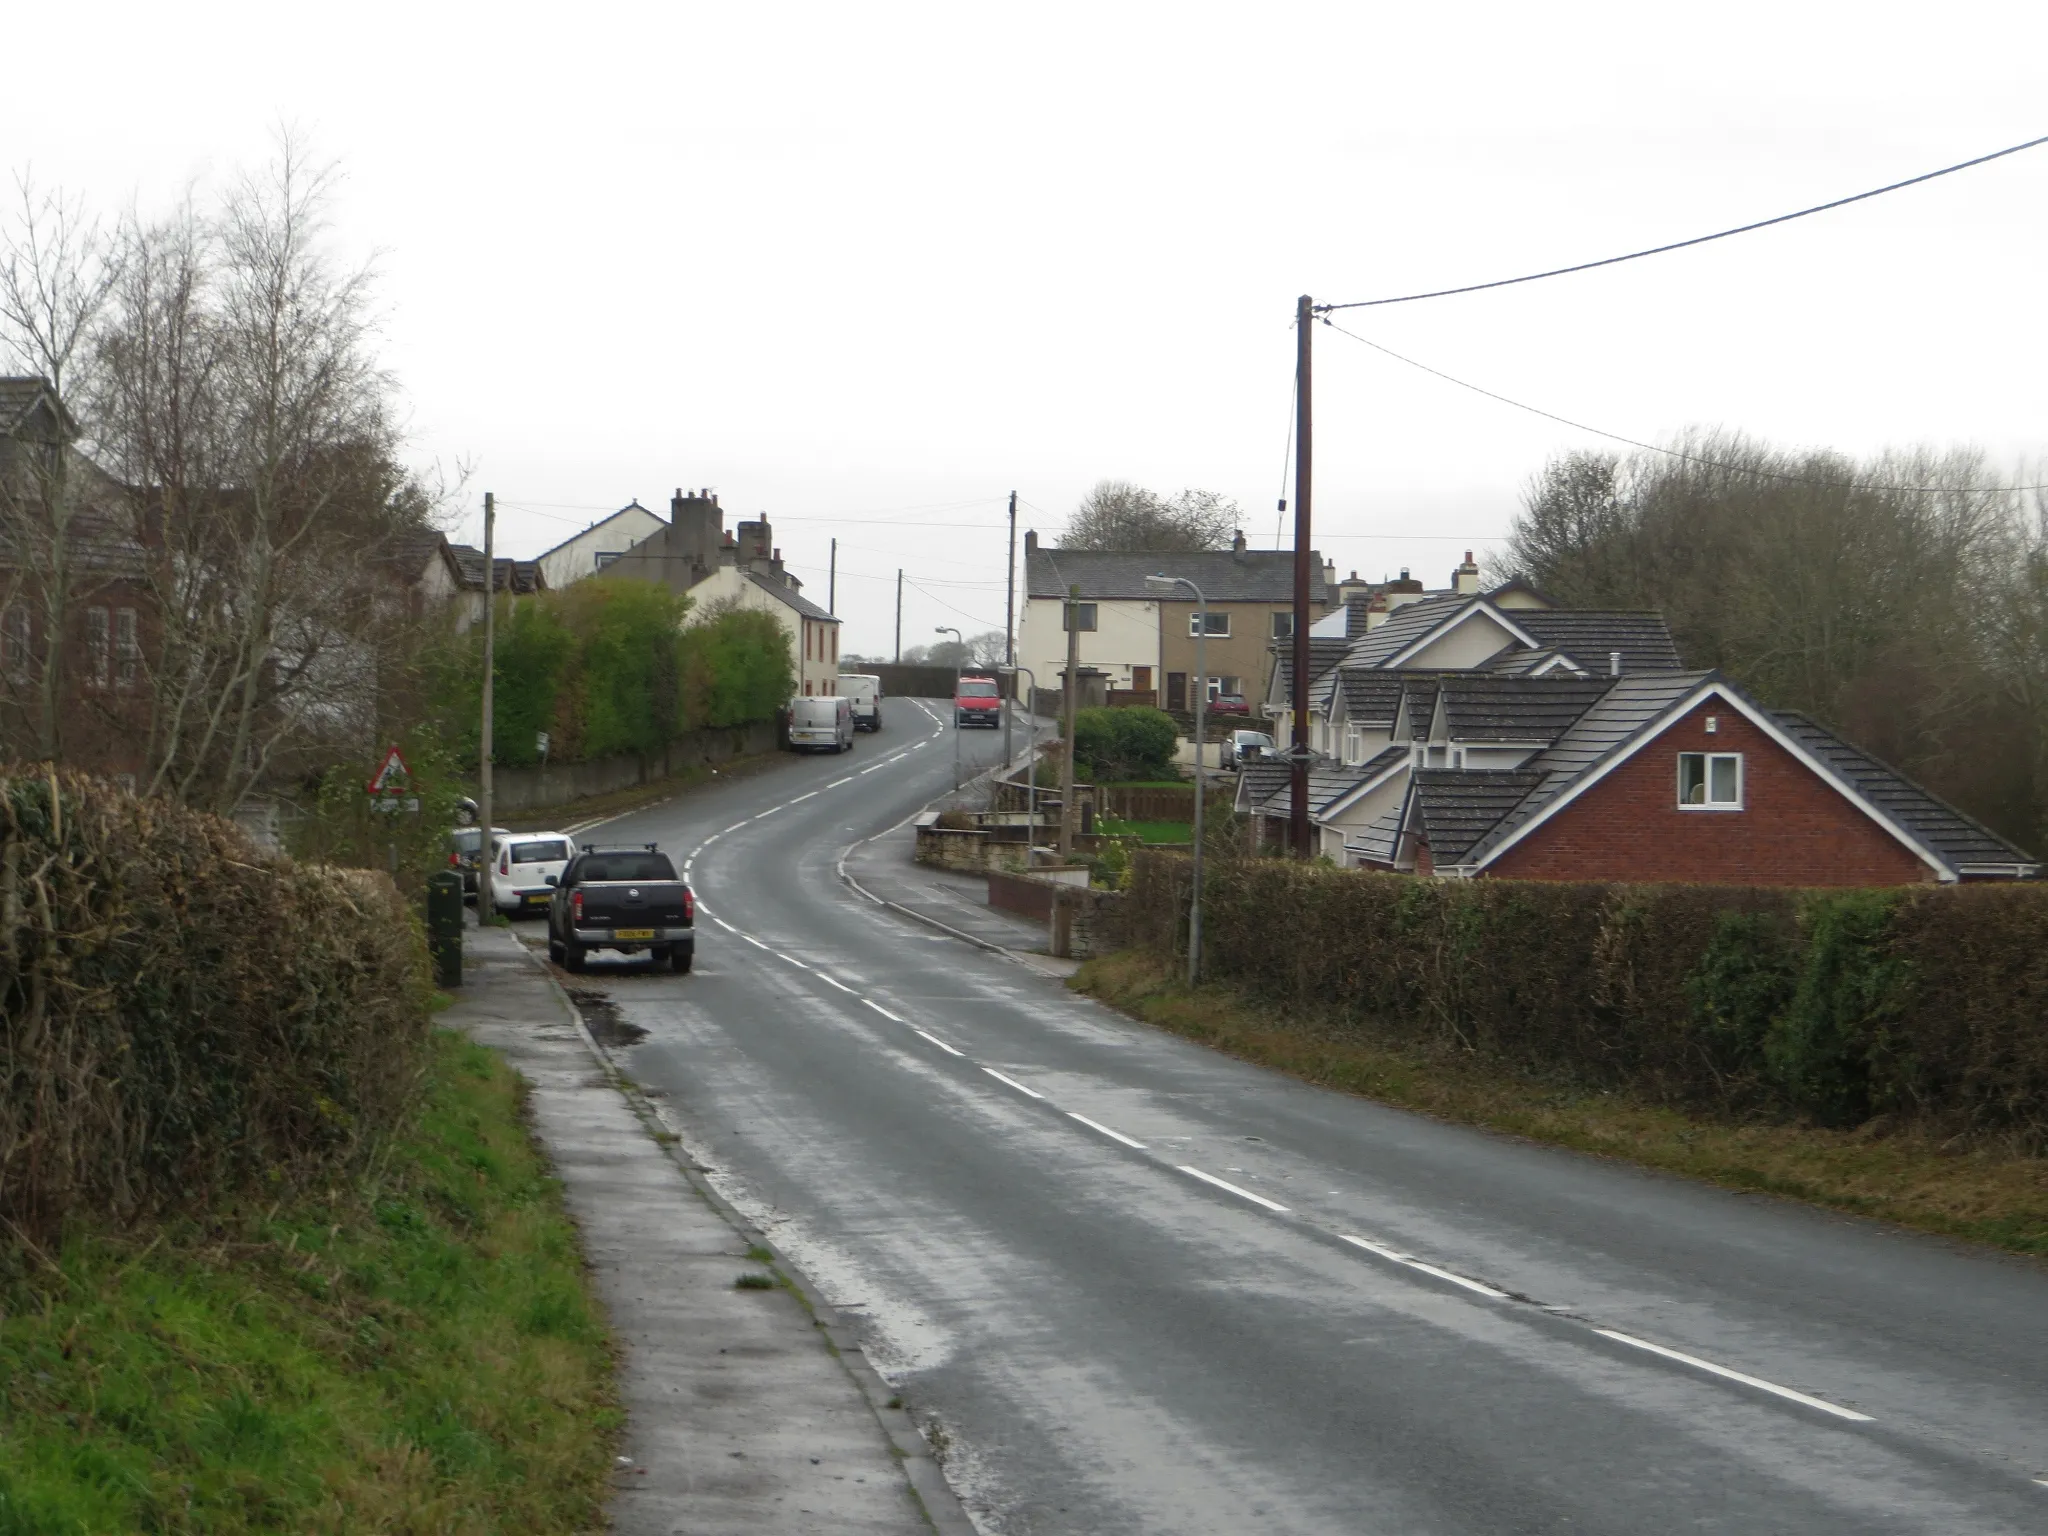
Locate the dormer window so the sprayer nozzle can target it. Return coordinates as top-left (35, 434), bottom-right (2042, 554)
top-left (1678, 752), bottom-right (1742, 809)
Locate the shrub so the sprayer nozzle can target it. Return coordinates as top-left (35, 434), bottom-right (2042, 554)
top-left (1072, 706), bottom-right (1179, 781)
top-left (0, 770), bottom-right (431, 1236)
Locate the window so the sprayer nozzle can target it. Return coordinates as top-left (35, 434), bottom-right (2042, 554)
top-left (1678, 752), bottom-right (1742, 809)
top-left (86, 607), bottom-right (110, 688)
top-left (1271, 611), bottom-right (1294, 640)
top-left (508, 839), bottom-right (570, 865)
top-left (594, 551), bottom-right (622, 569)
top-left (1061, 602), bottom-right (1097, 632)
top-left (115, 608), bottom-right (138, 689)
top-left (1189, 611), bottom-right (1230, 637)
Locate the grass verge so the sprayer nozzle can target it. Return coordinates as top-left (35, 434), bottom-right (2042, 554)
top-left (1073, 950), bottom-right (2048, 1260)
top-left (0, 1030), bottom-right (620, 1534)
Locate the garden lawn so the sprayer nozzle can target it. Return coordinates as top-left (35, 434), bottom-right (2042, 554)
top-left (1097, 818), bottom-right (1194, 844)
top-left (0, 1031), bottom-right (619, 1535)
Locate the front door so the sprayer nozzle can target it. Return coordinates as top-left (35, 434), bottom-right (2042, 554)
top-left (1166, 672), bottom-right (1187, 710)
top-left (1132, 666), bottom-right (1153, 693)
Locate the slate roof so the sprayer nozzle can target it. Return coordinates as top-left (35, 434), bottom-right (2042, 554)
top-left (1772, 712), bottom-right (2038, 873)
top-left (1271, 637), bottom-right (1352, 706)
top-left (1435, 675), bottom-right (1616, 743)
top-left (1511, 610), bottom-right (1683, 674)
top-left (0, 377), bottom-right (52, 433)
top-left (447, 545), bottom-right (544, 594)
top-left (1252, 752), bottom-right (1404, 819)
top-left (1398, 676), bottom-right (1443, 736)
top-left (1481, 645), bottom-right (1581, 676)
top-left (746, 569), bottom-right (837, 623)
top-left (1233, 755), bottom-right (1296, 814)
top-left (1028, 547), bottom-right (1327, 603)
top-left (1344, 809), bottom-right (1405, 866)
top-left (1409, 770), bottom-right (1545, 863)
top-left (1337, 670), bottom-right (1404, 725)
top-left (1340, 594), bottom-right (1467, 668)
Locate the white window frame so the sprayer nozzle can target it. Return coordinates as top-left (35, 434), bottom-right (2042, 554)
top-left (1677, 751), bottom-right (1744, 810)
top-left (1189, 611), bottom-right (1230, 638)
top-left (1271, 611), bottom-right (1294, 640)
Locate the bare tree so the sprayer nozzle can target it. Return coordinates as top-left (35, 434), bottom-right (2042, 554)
top-left (1061, 480), bottom-right (1241, 551)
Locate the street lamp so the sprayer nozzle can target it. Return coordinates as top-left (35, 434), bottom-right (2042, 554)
top-left (934, 626), bottom-right (963, 789)
top-left (999, 664), bottom-right (1038, 860)
top-left (1147, 574), bottom-right (1207, 986)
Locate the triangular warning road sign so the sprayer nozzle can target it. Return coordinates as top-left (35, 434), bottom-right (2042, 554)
top-left (367, 745), bottom-right (411, 794)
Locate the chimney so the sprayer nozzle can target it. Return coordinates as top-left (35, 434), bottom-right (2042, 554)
top-left (1453, 549), bottom-right (1481, 596)
top-left (1024, 528), bottom-right (1038, 555)
top-left (1609, 651), bottom-right (1622, 676)
top-left (1231, 528), bottom-right (1246, 553)
top-left (1323, 559), bottom-right (1336, 589)
top-left (1363, 590), bottom-right (1390, 631)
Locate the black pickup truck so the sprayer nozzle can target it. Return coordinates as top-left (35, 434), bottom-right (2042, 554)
top-left (546, 844), bottom-right (694, 974)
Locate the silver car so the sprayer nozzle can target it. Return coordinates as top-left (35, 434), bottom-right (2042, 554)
top-left (1223, 729), bottom-right (1274, 769)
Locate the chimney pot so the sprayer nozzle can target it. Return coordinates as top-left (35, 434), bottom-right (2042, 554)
top-left (1232, 528), bottom-right (1246, 553)
top-left (1609, 650), bottom-right (1622, 676)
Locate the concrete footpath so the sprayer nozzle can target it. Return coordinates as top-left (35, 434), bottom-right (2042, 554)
top-left (444, 924), bottom-right (970, 1536)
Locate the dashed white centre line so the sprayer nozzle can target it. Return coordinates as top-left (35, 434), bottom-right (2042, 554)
top-left (1340, 1236), bottom-right (1510, 1299)
top-left (859, 764), bottom-right (885, 774)
top-left (790, 790), bottom-right (818, 803)
top-left (1068, 1113), bottom-right (1146, 1149)
top-left (1177, 1165), bottom-right (1290, 1213)
top-left (861, 999), bottom-right (905, 1023)
top-left (982, 1068), bottom-right (1044, 1100)
top-left (723, 822), bottom-right (749, 835)
top-left (754, 806), bottom-right (781, 819)
top-left (828, 777), bottom-right (853, 787)
top-left (915, 1029), bottom-right (966, 1057)
top-left (1592, 1329), bottom-right (1874, 1422)
top-left (817, 974), bottom-right (856, 994)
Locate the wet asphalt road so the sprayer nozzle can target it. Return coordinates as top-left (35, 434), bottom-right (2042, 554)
top-left (550, 700), bottom-right (2048, 1535)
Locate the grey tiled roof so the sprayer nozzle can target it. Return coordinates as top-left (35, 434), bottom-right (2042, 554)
top-left (1337, 670), bottom-right (1404, 725)
top-left (1512, 610), bottom-right (1683, 674)
top-left (745, 569), bottom-right (836, 623)
top-left (1272, 637), bottom-right (1352, 705)
top-left (1772, 712), bottom-right (2039, 872)
top-left (1398, 676), bottom-right (1443, 736)
top-left (1233, 756), bottom-right (1296, 814)
top-left (446, 545), bottom-right (543, 594)
top-left (1340, 594), bottom-right (1468, 668)
top-left (1436, 675), bottom-right (1616, 743)
top-left (1253, 752), bottom-right (1402, 819)
top-left (1028, 547), bottom-right (1327, 603)
top-left (0, 377), bottom-right (51, 433)
top-left (1345, 808), bottom-right (1404, 866)
top-left (1410, 770), bottom-right (1545, 863)
top-left (1481, 645), bottom-right (1579, 676)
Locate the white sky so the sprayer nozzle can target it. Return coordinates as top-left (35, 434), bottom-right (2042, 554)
top-left (6, 1), bottom-right (2045, 657)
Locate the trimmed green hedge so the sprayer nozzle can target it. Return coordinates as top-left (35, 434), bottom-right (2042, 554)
top-left (1128, 852), bottom-right (2048, 1139)
top-left (1072, 705), bottom-right (1178, 781)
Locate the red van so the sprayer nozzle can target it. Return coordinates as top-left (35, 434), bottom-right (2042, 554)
top-left (954, 673), bottom-right (1002, 728)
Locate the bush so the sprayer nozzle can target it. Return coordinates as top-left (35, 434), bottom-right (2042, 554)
top-left (1127, 850), bottom-right (2048, 1143)
top-left (1072, 706), bottom-right (1179, 781)
top-left (0, 770), bottom-right (431, 1236)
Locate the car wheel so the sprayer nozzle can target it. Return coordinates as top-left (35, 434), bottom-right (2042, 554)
top-left (671, 943), bottom-right (693, 974)
top-left (548, 937), bottom-right (564, 964)
top-left (562, 940), bottom-right (587, 974)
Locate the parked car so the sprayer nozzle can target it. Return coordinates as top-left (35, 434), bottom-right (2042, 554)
top-left (487, 832), bottom-right (576, 917)
top-left (548, 843), bottom-right (694, 973)
top-left (1209, 692), bottom-right (1250, 716)
top-left (839, 673), bottom-right (883, 731)
top-left (788, 694), bottom-right (855, 752)
top-left (1223, 729), bottom-right (1274, 768)
top-left (447, 824), bottom-right (511, 897)
top-left (955, 673), bottom-right (1002, 728)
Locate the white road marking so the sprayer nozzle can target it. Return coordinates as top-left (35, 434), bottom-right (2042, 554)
top-left (1593, 1329), bottom-right (1874, 1422)
top-left (712, 917), bottom-right (738, 933)
top-left (982, 1068), bottom-right (1044, 1099)
top-left (790, 790), bottom-right (819, 803)
top-left (754, 806), bottom-right (782, 819)
top-left (743, 936), bottom-right (770, 950)
top-left (724, 822), bottom-right (749, 834)
top-left (1339, 1236), bottom-right (1510, 1299)
top-left (910, 741), bottom-right (928, 750)
top-left (916, 1029), bottom-right (966, 1057)
top-left (1068, 1113), bottom-right (1146, 1150)
top-left (828, 777), bottom-right (853, 787)
top-left (818, 973), bottom-right (857, 994)
top-left (860, 764), bottom-right (886, 774)
top-left (1177, 1165), bottom-right (1289, 1213)
top-left (861, 999), bottom-right (905, 1023)
top-left (776, 953), bottom-right (811, 969)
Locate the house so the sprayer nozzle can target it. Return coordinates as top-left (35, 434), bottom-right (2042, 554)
top-left (445, 543), bottom-right (546, 631)
top-left (535, 499), bottom-right (669, 590)
top-left (1017, 529), bottom-right (1331, 710)
top-left (606, 489), bottom-right (842, 697)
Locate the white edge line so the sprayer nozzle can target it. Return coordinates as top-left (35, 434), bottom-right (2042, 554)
top-left (828, 777), bottom-right (854, 787)
top-left (818, 974), bottom-right (856, 993)
top-left (791, 791), bottom-right (818, 802)
top-left (916, 1029), bottom-right (966, 1057)
top-left (1593, 1329), bottom-right (1874, 1422)
top-left (776, 952), bottom-right (810, 969)
top-left (1177, 1165), bottom-right (1289, 1212)
top-left (982, 1067), bottom-right (1044, 1099)
top-left (1068, 1112), bottom-right (1146, 1149)
top-left (861, 999), bottom-right (905, 1023)
top-left (743, 935), bottom-right (769, 950)
top-left (712, 917), bottom-right (738, 933)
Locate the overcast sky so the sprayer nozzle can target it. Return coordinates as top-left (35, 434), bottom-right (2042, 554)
top-left (7, 2), bottom-right (2044, 657)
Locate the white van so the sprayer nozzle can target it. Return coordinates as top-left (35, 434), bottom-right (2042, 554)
top-left (488, 831), bottom-right (576, 917)
top-left (787, 695), bottom-right (854, 752)
top-left (838, 674), bottom-right (882, 731)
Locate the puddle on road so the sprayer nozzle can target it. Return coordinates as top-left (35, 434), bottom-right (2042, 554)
top-left (564, 987), bottom-right (648, 1048)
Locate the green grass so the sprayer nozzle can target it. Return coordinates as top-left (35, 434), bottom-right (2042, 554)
top-left (1097, 818), bottom-right (1193, 844)
top-left (0, 1031), bottom-right (619, 1534)
top-left (1074, 950), bottom-right (2048, 1260)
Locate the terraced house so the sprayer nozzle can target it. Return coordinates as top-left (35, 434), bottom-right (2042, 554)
top-left (1243, 577), bottom-right (2038, 885)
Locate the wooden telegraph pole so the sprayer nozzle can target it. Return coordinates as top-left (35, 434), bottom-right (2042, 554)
top-left (1002, 490), bottom-right (1017, 768)
top-left (478, 491), bottom-right (497, 891)
top-left (1058, 583), bottom-right (1081, 861)
top-left (1290, 296), bottom-right (1314, 859)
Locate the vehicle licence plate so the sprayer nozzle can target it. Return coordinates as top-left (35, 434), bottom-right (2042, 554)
top-left (613, 928), bottom-right (655, 941)
top-left (526, 893), bottom-right (549, 905)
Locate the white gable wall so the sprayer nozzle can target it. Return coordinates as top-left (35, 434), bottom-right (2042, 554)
top-left (1395, 609), bottom-right (1522, 670)
top-left (539, 506), bottom-right (668, 590)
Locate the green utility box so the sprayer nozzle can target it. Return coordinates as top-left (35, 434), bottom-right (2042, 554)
top-left (426, 870), bottom-right (464, 988)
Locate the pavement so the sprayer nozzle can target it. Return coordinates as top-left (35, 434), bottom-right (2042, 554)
top-left (839, 814), bottom-right (1078, 975)
top-left (458, 700), bottom-right (2048, 1534)
top-left (443, 921), bottom-right (970, 1536)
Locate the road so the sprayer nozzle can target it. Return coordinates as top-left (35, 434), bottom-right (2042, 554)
top-left (554, 699), bottom-right (2048, 1534)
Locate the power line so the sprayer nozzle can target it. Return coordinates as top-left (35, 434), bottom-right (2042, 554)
top-left (1318, 132), bottom-right (2048, 313)
top-left (1319, 317), bottom-right (2048, 495)
top-left (903, 576), bottom-right (1003, 630)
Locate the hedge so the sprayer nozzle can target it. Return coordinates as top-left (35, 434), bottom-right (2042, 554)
top-left (0, 770), bottom-right (431, 1236)
top-left (1128, 852), bottom-right (2048, 1141)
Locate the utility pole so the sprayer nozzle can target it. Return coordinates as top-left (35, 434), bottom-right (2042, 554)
top-left (478, 491), bottom-right (497, 910)
top-left (1058, 584), bottom-right (1080, 861)
top-left (1002, 490), bottom-right (1017, 769)
top-left (1290, 295), bottom-right (1314, 860)
top-left (894, 569), bottom-right (903, 663)
top-left (828, 537), bottom-right (837, 616)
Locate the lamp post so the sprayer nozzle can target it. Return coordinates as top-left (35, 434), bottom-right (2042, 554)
top-left (1147, 574), bottom-right (1207, 986)
top-left (934, 626), bottom-right (962, 790)
top-left (999, 664), bottom-right (1038, 860)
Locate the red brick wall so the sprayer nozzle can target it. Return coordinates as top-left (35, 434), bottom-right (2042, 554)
top-left (1483, 700), bottom-right (1936, 887)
